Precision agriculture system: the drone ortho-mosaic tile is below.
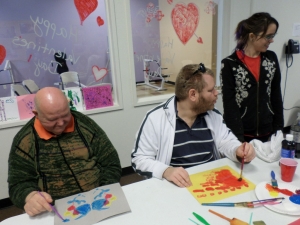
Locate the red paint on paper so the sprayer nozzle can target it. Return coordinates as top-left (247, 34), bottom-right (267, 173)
top-left (193, 189), bottom-right (204, 193)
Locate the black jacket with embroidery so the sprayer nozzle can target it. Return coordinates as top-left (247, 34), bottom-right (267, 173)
top-left (220, 50), bottom-right (284, 142)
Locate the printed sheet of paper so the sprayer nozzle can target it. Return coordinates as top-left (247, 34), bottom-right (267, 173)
top-left (187, 165), bottom-right (256, 203)
top-left (54, 183), bottom-right (131, 225)
top-left (17, 94), bottom-right (35, 120)
top-left (62, 88), bottom-right (83, 111)
top-left (82, 85), bottom-right (113, 110)
top-left (0, 96), bottom-right (20, 122)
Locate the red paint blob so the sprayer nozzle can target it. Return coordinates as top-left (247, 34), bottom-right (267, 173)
top-left (67, 205), bottom-right (75, 211)
top-left (193, 189), bottom-right (204, 193)
top-left (205, 187), bottom-right (214, 191)
top-left (105, 194), bottom-right (112, 199)
top-left (197, 194), bottom-right (207, 198)
top-left (73, 209), bottom-right (79, 215)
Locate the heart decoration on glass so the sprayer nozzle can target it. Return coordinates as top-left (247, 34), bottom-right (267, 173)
top-left (171, 3), bottom-right (199, 45)
top-left (97, 16), bottom-right (104, 26)
top-left (92, 66), bottom-right (108, 81)
top-left (74, 0), bottom-right (98, 25)
top-left (0, 45), bottom-right (6, 65)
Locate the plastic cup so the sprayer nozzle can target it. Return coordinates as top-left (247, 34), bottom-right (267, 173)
top-left (279, 158), bottom-right (298, 182)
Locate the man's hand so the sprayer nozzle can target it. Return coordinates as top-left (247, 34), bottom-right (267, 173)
top-left (162, 167), bottom-right (192, 187)
top-left (236, 142), bottom-right (256, 163)
top-left (24, 191), bottom-right (53, 216)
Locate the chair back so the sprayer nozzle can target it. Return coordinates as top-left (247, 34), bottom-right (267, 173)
top-left (22, 79), bottom-right (39, 93)
top-left (12, 84), bottom-right (28, 96)
top-left (60, 71), bottom-right (81, 90)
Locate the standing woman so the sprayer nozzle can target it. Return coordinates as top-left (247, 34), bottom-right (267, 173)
top-left (220, 12), bottom-right (283, 142)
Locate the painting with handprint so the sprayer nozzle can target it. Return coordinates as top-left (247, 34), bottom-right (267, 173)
top-left (54, 183), bottom-right (131, 225)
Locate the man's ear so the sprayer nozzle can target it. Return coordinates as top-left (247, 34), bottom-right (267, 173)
top-left (32, 110), bottom-right (38, 117)
top-left (188, 89), bottom-right (197, 102)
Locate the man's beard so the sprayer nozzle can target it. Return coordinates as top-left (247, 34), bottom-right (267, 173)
top-left (192, 96), bottom-right (214, 115)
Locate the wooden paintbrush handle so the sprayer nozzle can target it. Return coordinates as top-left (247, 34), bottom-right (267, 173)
top-left (208, 209), bottom-right (231, 222)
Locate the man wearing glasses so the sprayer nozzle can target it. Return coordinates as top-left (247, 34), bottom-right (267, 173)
top-left (131, 63), bottom-right (256, 187)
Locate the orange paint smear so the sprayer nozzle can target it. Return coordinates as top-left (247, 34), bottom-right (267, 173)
top-left (265, 184), bottom-right (294, 196)
top-left (193, 189), bottom-right (204, 193)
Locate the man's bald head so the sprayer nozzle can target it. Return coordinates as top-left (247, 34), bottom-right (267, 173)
top-left (33, 87), bottom-right (72, 135)
top-left (34, 87), bottom-right (69, 114)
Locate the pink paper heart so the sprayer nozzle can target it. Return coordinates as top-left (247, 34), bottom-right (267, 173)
top-left (92, 66), bottom-right (108, 81)
top-left (171, 3), bottom-right (199, 45)
top-left (74, 0), bottom-right (98, 25)
top-left (0, 45), bottom-right (6, 65)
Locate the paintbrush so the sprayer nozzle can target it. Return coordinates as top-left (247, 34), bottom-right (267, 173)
top-left (38, 191), bottom-right (65, 221)
top-left (238, 142), bottom-right (246, 181)
top-left (208, 209), bottom-right (249, 225)
top-left (271, 171), bottom-right (278, 188)
top-left (201, 197), bottom-right (284, 208)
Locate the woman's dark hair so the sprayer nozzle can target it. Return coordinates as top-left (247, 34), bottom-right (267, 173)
top-left (235, 12), bottom-right (279, 50)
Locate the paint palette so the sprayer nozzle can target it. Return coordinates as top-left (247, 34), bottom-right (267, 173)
top-left (255, 182), bottom-right (300, 215)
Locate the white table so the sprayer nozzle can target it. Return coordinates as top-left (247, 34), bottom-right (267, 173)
top-left (2, 157), bottom-right (300, 225)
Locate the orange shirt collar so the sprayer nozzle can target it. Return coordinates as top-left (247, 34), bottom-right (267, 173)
top-left (34, 115), bottom-right (75, 140)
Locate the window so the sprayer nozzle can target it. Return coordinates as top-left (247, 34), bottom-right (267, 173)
top-left (129, 0), bottom-right (223, 106)
top-left (0, 0), bottom-right (123, 125)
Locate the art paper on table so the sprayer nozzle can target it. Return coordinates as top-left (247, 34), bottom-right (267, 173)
top-left (187, 165), bottom-right (256, 203)
top-left (17, 94), bottom-right (35, 120)
top-left (0, 96), bottom-right (20, 122)
top-left (82, 85), bottom-right (113, 110)
top-left (62, 88), bottom-right (83, 111)
top-left (54, 183), bottom-right (131, 225)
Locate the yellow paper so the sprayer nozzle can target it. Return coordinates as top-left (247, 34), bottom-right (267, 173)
top-left (187, 165), bottom-right (256, 203)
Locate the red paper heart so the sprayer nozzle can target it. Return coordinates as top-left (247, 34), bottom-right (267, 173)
top-left (0, 45), bottom-right (6, 65)
top-left (74, 0), bottom-right (98, 25)
top-left (97, 16), bottom-right (104, 26)
top-left (171, 3), bottom-right (199, 45)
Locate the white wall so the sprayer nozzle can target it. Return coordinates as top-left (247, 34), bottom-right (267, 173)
top-left (1, 0), bottom-right (300, 201)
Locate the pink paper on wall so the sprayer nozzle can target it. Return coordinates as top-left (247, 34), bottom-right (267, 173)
top-left (17, 94), bottom-right (35, 120)
top-left (82, 85), bottom-right (113, 110)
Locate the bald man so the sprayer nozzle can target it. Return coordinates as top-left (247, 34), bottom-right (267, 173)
top-left (8, 87), bottom-right (121, 216)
